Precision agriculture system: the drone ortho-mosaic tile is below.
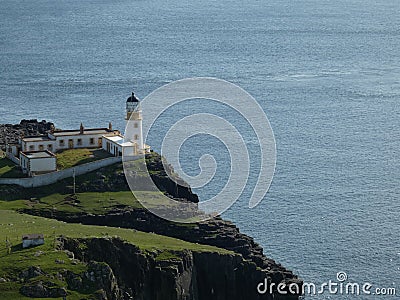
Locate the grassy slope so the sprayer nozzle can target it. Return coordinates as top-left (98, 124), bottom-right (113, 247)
top-left (0, 157), bottom-right (25, 178)
top-left (0, 157), bottom-right (233, 298)
top-left (0, 210), bottom-right (230, 299)
top-left (0, 155), bottom-right (183, 215)
top-left (0, 161), bottom-right (137, 214)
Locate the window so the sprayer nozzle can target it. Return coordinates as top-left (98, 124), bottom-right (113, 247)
top-left (77, 139), bottom-right (82, 146)
top-left (98, 138), bottom-right (102, 146)
top-left (90, 138), bottom-right (94, 145)
top-left (29, 145), bottom-right (35, 151)
top-left (59, 140), bottom-right (65, 146)
top-left (39, 145), bottom-right (44, 151)
top-left (134, 134), bottom-right (139, 140)
top-left (134, 123), bottom-right (138, 128)
top-left (48, 144), bottom-right (53, 151)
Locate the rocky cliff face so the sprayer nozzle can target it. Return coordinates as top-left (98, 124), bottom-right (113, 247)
top-left (12, 152), bottom-right (301, 299)
top-left (0, 119), bottom-right (54, 149)
top-left (33, 208), bottom-right (296, 284)
top-left (61, 237), bottom-right (300, 300)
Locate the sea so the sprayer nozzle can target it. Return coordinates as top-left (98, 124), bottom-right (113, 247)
top-left (1, 0), bottom-right (399, 299)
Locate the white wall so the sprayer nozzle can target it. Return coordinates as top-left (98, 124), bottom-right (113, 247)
top-left (20, 154), bottom-right (28, 173)
top-left (53, 134), bottom-right (104, 151)
top-left (0, 156), bottom-right (126, 188)
top-left (22, 133), bottom-right (108, 153)
top-left (22, 140), bottom-right (56, 153)
top-left (126, 119), bottom-right (143, 151)
top-left (6, 152), bottom-right (20, 165)
top-left (122, 146), bottom-right (134, 156)
top-left (29, 157), bottom-right (57, 173)
top-left (102, 138), bottom-right (124, 157)
top-left (23, 239), bottom-right (44, 248)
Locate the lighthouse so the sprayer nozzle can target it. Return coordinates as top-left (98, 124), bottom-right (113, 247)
top-left (125, 92), bottom-right (144, 154)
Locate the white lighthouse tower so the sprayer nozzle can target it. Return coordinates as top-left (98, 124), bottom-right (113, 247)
top-left (125, 92), bottom-right (144, 155)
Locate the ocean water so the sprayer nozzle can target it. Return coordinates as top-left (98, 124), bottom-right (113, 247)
top-left (1, 0), bottom-right (399, 298)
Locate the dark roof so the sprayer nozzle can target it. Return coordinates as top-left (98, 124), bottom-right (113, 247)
top-left (22, 233), bottom-right (44, 240)
top-left (127, 92), bottom-right (140, 103)
top-left (22, 135), bottom-right (52, 142)
top-left (52, 128), bottom-right (113, 136)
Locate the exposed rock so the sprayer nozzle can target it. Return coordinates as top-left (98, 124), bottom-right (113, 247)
top-left (0, 119), bottom-right (55, 150)
top-left (61, 237), bottom-right (301, 300)
top-left (2, 145), bottom-right (301, 299)
top-left (64, 270), bottom-right (84, 291)
top-left (19, 266), bottom-right (44, 280)
top-left (86, 261), bottom-right (120, 300)
top-left (64, 249), bottom-right (75, 259)
top-left (32, 207), bottom-right (293, 277)
top-left (20, 281), bottom-right (67, 298)
top-left (34, 250), bottom-right (44, 257)
top-left (55, 259), bottom-right (65, 264)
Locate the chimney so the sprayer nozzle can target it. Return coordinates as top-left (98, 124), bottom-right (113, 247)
top-left (80, 123), bottom-right (84, 134)
top-left (109, 122), bottom-right (113, 131)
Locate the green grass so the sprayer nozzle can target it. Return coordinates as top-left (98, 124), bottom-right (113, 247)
top-left (0, 158), bottom-right (192, 216)
top-left (0, 161), bottom-right (132, 213)
top-left (24, 191), bottom-right (142, 215)
top-left (0, 190), bottom-right (197, 218)
top-left (1, 162), bottom-right (127, 201)
top-left (0, 210), bottom-right (231, 298)
top-left (0, 190), bottom-right (156, 215)
top-left (0, 157), bottom-right (25, 178)
top-left (56, 148), bottom-right (112, 170)
top-left (0, 210), bottom-right (231, 254)
top-left (0, 153), bottom-right (228, 298)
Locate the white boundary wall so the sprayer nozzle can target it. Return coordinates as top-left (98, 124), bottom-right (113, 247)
top-left (0, 156), bottom-right (123, 188)
top-left (6, 153), bottom-right (20, 165)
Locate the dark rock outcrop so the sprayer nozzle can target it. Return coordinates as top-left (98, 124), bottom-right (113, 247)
top-left (26, 207), bottom-right (301, 299)
top-left (61, 237), bottom-right (301, 300)
top-left (20, 282), bottom-right (67, 298)
top-left (19, 152), bottom-right (301, 298)
top-left (0, 119), bottom-right (54, 149)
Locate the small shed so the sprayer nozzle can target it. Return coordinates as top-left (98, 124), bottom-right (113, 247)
top-left (22, 233), bottom-right (45, 248)
top-left (20, 150), bottom-right (57, 176)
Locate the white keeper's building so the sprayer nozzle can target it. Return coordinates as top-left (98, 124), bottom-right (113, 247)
top-left (5, 92), bottom-right (150, 176)
top-left (102, 92), bottom-right (149, 157)
top-left (20, 150), bottom-right (57, 176)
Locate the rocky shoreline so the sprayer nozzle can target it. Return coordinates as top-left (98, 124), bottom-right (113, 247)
top-left (19, 154), bottom-right (302, 299)
top-left (1, 121), bottom-right (302, 299)
top-left (25, 206), bottom-right (299, 289)
top-left (0, 119), bottom-right (54, 149)
top-left (59, 237), bottom-right (300, 300)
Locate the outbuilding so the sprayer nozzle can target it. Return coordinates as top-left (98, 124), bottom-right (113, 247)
top-left (22, 234), bottom-right (45, 248)
top-left (20, 150), bottom-right (57, 176)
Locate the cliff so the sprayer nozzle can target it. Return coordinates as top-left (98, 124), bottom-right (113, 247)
top-left (0, 143), bottom-right (302, 299)
top-left (60, 236), bottom-right (299, 300)
top-left (27, 207), bottom-right (297, 286)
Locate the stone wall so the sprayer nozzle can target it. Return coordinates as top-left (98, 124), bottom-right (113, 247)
top-left (5, 152), bottom-right (20, 165)
top-left (0, 156), bottom-right (123, 188)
